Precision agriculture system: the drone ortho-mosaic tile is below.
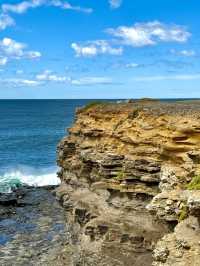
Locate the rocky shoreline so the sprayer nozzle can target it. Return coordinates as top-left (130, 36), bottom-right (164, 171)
top-left (57, 100), bottom-right (200, 266)
top-left (0, 185), bottom-right (70, 266)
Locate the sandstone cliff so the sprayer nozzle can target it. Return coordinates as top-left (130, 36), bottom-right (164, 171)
top-left (57, 100), bottom-right (200, 266)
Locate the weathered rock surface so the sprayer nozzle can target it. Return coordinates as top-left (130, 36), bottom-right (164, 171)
top-left (57, 100), bottom-right (200, 265)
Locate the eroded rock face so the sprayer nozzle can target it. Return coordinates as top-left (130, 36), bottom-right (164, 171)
top-left (57, 101), bottom-right (200, 265)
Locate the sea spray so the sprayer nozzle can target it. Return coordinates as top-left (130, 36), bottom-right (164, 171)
top-left (0, 167), bottom-right (60, 193)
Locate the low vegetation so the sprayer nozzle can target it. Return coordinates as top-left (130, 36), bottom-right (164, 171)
top-left (82, 101), bottom-right (106, 112)
top-left (114, 171), bottom-right (125, 181)
top-left (186, 175), bottom-right (200, 190)
top-left (178, 205), bottom-right (188, 222)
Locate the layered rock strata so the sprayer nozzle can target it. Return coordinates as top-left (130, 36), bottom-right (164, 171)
top-left (57, 100), bottom-right (200, 266)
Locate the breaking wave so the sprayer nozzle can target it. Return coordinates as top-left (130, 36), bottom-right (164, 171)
top-left (0, 166), bottom-right (60, 193)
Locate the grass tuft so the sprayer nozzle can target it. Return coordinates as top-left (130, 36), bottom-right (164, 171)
top-left (186, 175), bottom-right (200, 190)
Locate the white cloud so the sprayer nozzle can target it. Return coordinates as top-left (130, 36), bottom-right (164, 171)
top-left (125, 63), bottom-right (139, 68)
top-left (0, 37), bottom-right (25, 57)
top-left (2, 1), bottom-right (43, 14)
top-left (107, 21), bottom-right (191, 47)
top-left (133, 74), bottom-right (200, 82)
top-left (180, 50), bottom-right (195, 56)
top-left (2, 0), bottom-right (92, 14)
top-left (50, 0), bottom-right (93, 13)
top-left (71, 40), bottom-right (123, 57)
top-left (0, 57), bottom-right (8, 65)
top-left (1, 68), bottom-right (115, 87)
top-left (109, 0), bottom-right (122, 9)
top-left (2, 78), bottom-right (41, 87)
top-left (171, 49), bottom-right (196, 57)
top-left (35, 70), bottom-right (113, 86)
top-left (36, 70), bottom-right (69, 82)
top-left (0, 13), bottom-right (15, 30)
top-left (112, 62), bottom-right (140, 69)
top-left (16, 69), bottom-right (24, 74)
top-left (71, 76), bottom-right (113, 86)
top-left (17, 79), bottom-right (41, 86)
top-left (26, 51), bottom-right (42, 58)
top-left (71, 43), bottom-right (97, 57)
top-left (0, 38), bottom-right (41, 63)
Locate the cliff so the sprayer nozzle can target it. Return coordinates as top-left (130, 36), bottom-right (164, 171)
top-left (57, 100), bottom-right (200, 266)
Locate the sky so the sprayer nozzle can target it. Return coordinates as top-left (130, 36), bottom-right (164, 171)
top-left (0, 0), bottom-right (199, 99)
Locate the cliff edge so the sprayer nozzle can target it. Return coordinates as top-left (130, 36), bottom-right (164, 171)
top-left (57, 100), bottom-right (200, 266)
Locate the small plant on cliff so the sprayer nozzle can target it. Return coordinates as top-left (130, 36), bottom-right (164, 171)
top-left (186, 175), bottom-right (200, 190)
top-left (178, 205), bottom-right (188, 222)
top-left (114, 171), bottom-right (125, 181)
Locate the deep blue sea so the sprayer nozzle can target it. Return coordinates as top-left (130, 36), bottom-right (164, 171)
top-left (0, 99), bottom-right (93, 192)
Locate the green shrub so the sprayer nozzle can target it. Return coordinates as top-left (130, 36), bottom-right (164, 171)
top-left (178, 205), bottom-right (188, 222)
top-left (186, 175), bottom-right (200, 190)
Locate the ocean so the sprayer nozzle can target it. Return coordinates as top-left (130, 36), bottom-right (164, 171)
top-left (0, 99), bottom-right (92, 193)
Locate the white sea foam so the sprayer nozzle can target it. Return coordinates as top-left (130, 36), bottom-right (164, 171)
top-left (0, 167), bottom-right (60, 193)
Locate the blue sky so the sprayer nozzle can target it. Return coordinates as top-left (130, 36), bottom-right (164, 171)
top-left (0, 0), bottom-right (199, 99)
